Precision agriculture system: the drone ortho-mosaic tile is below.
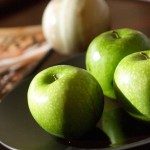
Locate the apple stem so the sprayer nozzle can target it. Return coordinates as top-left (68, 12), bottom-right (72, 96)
top-left (112, 30), bottom-right (120, 39)
top-left (53, 74), bottom-right (58, 80)
top-left (140, 52), bottom-right (149, 59)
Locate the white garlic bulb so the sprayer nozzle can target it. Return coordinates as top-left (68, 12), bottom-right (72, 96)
top-left (42, 0), bottom-right (110, 55)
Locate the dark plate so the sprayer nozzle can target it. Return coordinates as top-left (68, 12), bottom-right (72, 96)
top-left (0, 54), bottom-right (150, 150)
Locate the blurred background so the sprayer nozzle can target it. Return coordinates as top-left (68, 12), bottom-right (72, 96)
top-left (0, 0), bottom-right (150, 35)
top-left (0, 0), bottom-right (49, 27)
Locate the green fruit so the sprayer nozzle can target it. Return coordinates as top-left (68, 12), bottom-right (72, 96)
top-left (28, 65), bottom-right (104, 138)
top-left (101, 109), bottom-right (125, 146)
top-left (86, 28), bottom-right (150, 99)
top-left (114, 50), bottom-right (150, 121)
top-left (98, 98), bottom-right (126, 146)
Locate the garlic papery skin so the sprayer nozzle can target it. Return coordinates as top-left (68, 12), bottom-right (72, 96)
top-left (42, 0), bottom-right (110, 55)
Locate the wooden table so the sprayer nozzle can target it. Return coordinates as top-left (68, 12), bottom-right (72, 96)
top-left (0, 0), bottom-right (150, 149)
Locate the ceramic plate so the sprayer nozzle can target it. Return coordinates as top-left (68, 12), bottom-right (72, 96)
top-left (0, 54), bottom-right (150, 150)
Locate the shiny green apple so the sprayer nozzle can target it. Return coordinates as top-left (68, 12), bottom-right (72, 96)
top-left (114, 50), bottom-right (150, 121)
top-left (28, 65), bottom-right (104, 138)
top-left (86, 28), bottom-right (150, 99)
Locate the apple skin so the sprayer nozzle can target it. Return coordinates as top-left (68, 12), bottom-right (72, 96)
top-left (98, 98), bottom-right (126, 146)
top-left (114, 50), bottom-right (150, 121)
top-left (28, 65), bottom-right (104, 138)
top-left (86, 28), bottom-right (150, 99)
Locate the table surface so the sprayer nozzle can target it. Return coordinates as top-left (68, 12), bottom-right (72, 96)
top-left (0, 0), bottom-right (150, 149)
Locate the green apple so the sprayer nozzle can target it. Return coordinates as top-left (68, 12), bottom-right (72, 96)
top-left (86, 28), bottom-right (150, 99)
top-left (98, 98), bottom-right (126, 146)
top-left (28, 65), bottom-right (104, 138)
top-left (101, 109), bottom-right (125, 146)
top-left (114, 50), bottom-right (150, 121)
